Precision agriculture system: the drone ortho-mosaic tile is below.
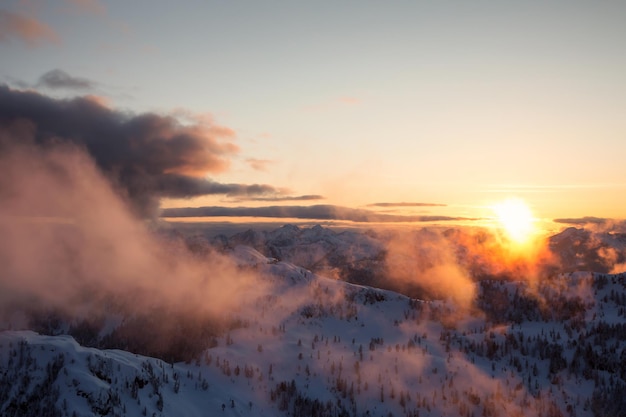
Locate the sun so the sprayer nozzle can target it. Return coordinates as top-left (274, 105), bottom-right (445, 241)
top-left (492, 198), bottom-right (535, 244)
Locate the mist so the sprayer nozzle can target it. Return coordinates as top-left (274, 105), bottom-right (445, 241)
top-left (382, 228), bottom-right (476, 308)
top-left (0, 136), bottom-right (274, 360)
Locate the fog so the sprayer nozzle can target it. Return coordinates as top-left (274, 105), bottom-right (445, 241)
top-left (0, 134), bottom-right (275, 359)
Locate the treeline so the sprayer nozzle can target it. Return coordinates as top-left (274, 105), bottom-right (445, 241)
top-left (25, 303), bottom-right (232, 363)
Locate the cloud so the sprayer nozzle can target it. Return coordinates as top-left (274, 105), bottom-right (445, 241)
top-left (0, 86), bottom-right (282, 216)
top-left (383, 228), bottom-right (476, 307)
top-left (1, 75), bottom-right (30, 89)
top-left (170, 108), bottom-right (236, 137)
top-left (229, 194), bottom-right (324, 203)
top-left (368, 202), bottom-right (447, 208)
top-left (161, 204), bottom-right (478, 223)
top-left (4, 69), bottom-right (98, 93)
top-left (36, 69), bottom-right (97, 91)
top-left (0, 10), bottom-right (60, 47)
top-left (155, 176), bottom-right (284, 199)
top-left (0, 139), bottom-right (275, 360)
top-left (553, 216), bottom-right (608, 226)
top-left (246, 158), bottom-right (273, 172)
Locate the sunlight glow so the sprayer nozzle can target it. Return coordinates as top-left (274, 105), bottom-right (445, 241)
top-left (492, 198), bottom-right (535, 244)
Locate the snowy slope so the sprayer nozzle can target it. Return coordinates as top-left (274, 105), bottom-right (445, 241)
top-left (0, 330), bottom-right (277, 417)
top-left (2, 242), bottom-right (626, 417)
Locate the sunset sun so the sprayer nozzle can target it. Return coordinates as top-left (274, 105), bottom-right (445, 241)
top-left (492, 198), bottom-right (535, 244)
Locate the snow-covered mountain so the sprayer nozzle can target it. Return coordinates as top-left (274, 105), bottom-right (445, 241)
top-left (2, 234), bottom-right (626, 417)
top-left (549, 227), bottom-right (626, 273)
top-left (210, 224), bottom-right (466, 298)
top-left (212, 224), bottom-right (386, 285)
top-left (209, 224), bottom-right (626, 297)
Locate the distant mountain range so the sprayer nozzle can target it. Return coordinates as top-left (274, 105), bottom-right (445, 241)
top-left (208, 224), bottom-right (626, 296)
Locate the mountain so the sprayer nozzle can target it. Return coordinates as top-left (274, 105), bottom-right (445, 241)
top-left (2, 237), bottom-right (626, 417)
top-left (549, 227), bottom-right (626, 273)
top-left (211, 225), bottom-right (459, 298)
top-left (214, 224), bottom-right (385, 278)
top-left (0, 226), bottom-right (626, 417)
top-left (210, 224), bottom-right (626, 297)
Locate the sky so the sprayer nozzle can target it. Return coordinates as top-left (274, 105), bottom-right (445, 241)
top-left (1, 0), bottom-right (625, 229)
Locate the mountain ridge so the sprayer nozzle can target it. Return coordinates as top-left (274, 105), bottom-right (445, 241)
top-left (2, 224), bottom-right (626, 417)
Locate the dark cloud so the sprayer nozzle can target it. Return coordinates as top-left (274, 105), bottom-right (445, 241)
top-left (161, 204), bottom-right (478, 223)
top-left (0, 10), bottom-right (60, 47)
top-left (155, 175), bottom-right (282, 198)
top-left (227, 194), bottom-right (324, 203)
top-left (2, 75), bottom-right (30, 89)
top-left (368, 202), bottom-right (447, 208)
top-left (553, 217), bottom-right (608, 226)
top-left (37, 69), bottom-right (97, 91)
top-left (0, 85), bottom-right (282, 217)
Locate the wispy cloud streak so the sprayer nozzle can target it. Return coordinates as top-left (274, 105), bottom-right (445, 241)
top-left (0, 9), bottom-right (60, 47)
top-left (246, 158), bottom-right (273, 171)
top-left (37, 69), bottom-right (97, 91)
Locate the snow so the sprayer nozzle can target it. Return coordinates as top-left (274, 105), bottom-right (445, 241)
top-left (2, 225), bottom-right (626, 416)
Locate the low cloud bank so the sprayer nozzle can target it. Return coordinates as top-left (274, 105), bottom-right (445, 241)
top-left (162, 204), bottom-right (477, 223)
top-left (227, 194), bottom-right (325, 203)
